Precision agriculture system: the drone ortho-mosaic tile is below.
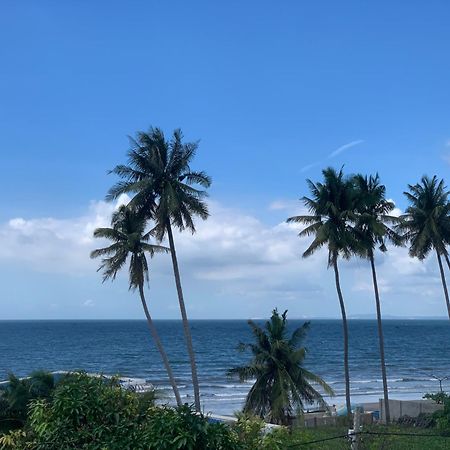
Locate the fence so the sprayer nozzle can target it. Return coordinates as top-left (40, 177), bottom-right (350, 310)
top-left (380, 399), bottom-right (444, 422)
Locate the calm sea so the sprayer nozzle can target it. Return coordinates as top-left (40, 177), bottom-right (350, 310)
top-left (0, 320), bottom-right (449, 415)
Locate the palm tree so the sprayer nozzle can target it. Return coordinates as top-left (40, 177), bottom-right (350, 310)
top-left (228, 309), bottom-right (333, 425)
top-left (91, 205), bottom-right (182, 406)
top-left (2, 371), bottom-right (55, 423)
top-left (106, 127), bottom-right (211, 411)
top-left (398, 176), bottom-right (450, 319)
top-left (287, 167), bottom-right (358, 418)
top-left (352, 174), bottom-right (402, 424)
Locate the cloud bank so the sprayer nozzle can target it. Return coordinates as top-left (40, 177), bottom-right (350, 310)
top-left (0, 197), bottom-right (447, 319)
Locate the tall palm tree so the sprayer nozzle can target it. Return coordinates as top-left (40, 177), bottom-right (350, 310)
top-left (352, 174), bottom-right (402, 424)
top-left (287, 167), bottom-right (358, 418)
top-left (90, 205), bottom-right (182, 406)
top-left (228, 310), bottom-right (333, 425)
top-left (398, 176), bottom-right (450, 319)
top-left (106, 127), bottom-right (211, 411)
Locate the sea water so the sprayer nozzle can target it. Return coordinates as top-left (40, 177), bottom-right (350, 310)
top-left (0, 320), bottom-right (449, 415)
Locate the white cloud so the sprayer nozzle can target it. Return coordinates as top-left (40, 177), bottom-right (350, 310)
top-left (268, 199), bottom-right (302, 211)
top-left (0, 194), bottom-right (130, 274)
top-left (299, 163), bottom-right (318, 173)
top-left (329, 140), bottom-right (364, 158)
top-left (298, 139), bottom-right (364, 176)
top-left (386, 199), bottom-right (402, 218)
top-left (0, 196), bottom-right (448, 318)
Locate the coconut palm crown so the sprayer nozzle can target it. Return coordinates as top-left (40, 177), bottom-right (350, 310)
top-left (91, 205), bottom-right (167, 288)
top-left (398, 176), bottom-right (450, 259)
top-left (288, 167), bottom-right (360, 266)
top-left (106, 127), bottom-right (211, 239)
top-left (228, 309), bottom-right (333, 425)
top-left (352, 174), bottom-right (402, 257)
top-left (397, 175), bottom-right (450, 319)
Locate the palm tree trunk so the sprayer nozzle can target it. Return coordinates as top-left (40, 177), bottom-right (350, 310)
top-left (369, 254), bottom-right (390, 424)
top-left (436, 251), bottom-right (450, 320)
top-left (166, 222), bottom-right (201, 412)
top-left (445, 253), bottom-right (450, 272)
top-left (138, 284), bottom-right (182, 406)
top-left (332, 257), bottom-right (352, 420)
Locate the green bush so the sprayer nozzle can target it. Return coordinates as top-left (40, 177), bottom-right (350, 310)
top-left (1, 372), bottom-right (240, 450)
top-left (0, 371), bottom-right (55, 424)
top-left (28, 372), bottom-right (141, 450)
top-left (433, 397), bottom-right (450, 433)
top-left (0, 429), bottom-right (27, 450)
top-left (142, 405), bottom-right (240, 450)
top-left (232, 413), bottom-right (265, 449)
top-left (424, 392), bottom-right (450, 405)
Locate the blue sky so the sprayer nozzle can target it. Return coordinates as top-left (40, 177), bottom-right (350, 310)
top-left (1, 1), bottom-right (450, 319)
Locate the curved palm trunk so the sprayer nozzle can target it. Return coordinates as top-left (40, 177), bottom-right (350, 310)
top-left (369, 254), bottom-right (390, 424)
top-left (436, 251), bottom-right (450, 320)
top-left (138, 284), bottom-right (182, 406)
top-left (166, 223), bottom-right (201, 412)
top-left (445, 253), bottom-right (450, 272)
top-left (332, 257), bottom-right (352, 420)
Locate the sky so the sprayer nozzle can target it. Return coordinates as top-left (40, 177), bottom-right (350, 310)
top-left (1, 0), bottom-right (450, 319)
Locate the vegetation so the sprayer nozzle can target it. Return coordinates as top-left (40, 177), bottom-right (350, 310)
top-left (287, 167), bottom-right (359, 418)
top-left (0, 371), bottom-right (55, 429)
top-left (287, 168), bottom-right (450, 425)
top-left (106, 127), bottom-right (211, 412)
top-left (95, 126), bottom-right (450, 428)
top-left (228, 309), bottom-right (333, 425)
top-left (352, 173), bottom-right (401, 424)
top-left (397, 175), bottom-right (450, 319)
top-left (91, 205), bottom-right (182, 405)
top-left (433, 395), bottom-right (450, 432)
top-left (232, 415), bottom-right (450, 450)
top-left (0, 372), bottom-right (239, 450)
top-left (5, 121), bottom-right (450, 446)
top-left (0, 376), bottom-right (448, 448)
top-left (424, 392), bottom-right (450, 405)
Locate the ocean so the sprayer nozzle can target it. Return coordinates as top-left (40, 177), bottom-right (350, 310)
top-left (0, 320), bottom-right (449, 415)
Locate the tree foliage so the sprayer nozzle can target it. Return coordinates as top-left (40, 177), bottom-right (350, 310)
top-left (287, 167), bottom-right (360, 265)
top-left (91, 204), bottom-right (168, 290)
top-left (352, 173), bottom-right (402, 257)
top-left (397, 175), bottom-right (450, 259)
top-left (0, 371), bottom-right (54, 424)
top-left (107, 127), bottom-right (211, 240)
top-left (228, 310), bottom-right (333, 425)
top-left (0, 372), bottom-right (240, 450)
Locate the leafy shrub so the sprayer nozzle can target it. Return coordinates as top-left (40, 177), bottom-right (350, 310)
top-left (14, 372), bottom-right (240, 450)
top-left (232, 413), bottom-right (265, 449)
top-left (0, 371), bottom-right (54, 424)
top-left (27, 372), bottom-right (142, 450)
top-left (0, 429), bottom-right (27, 450)
top-left (433, 397), bottom-right (450, 434)
top-left (423, 392), bottom-right (450, 405)
top-left (231, 413), bottom-right (319, 450)
top-left (141, 405), bottom-right (241, 450)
